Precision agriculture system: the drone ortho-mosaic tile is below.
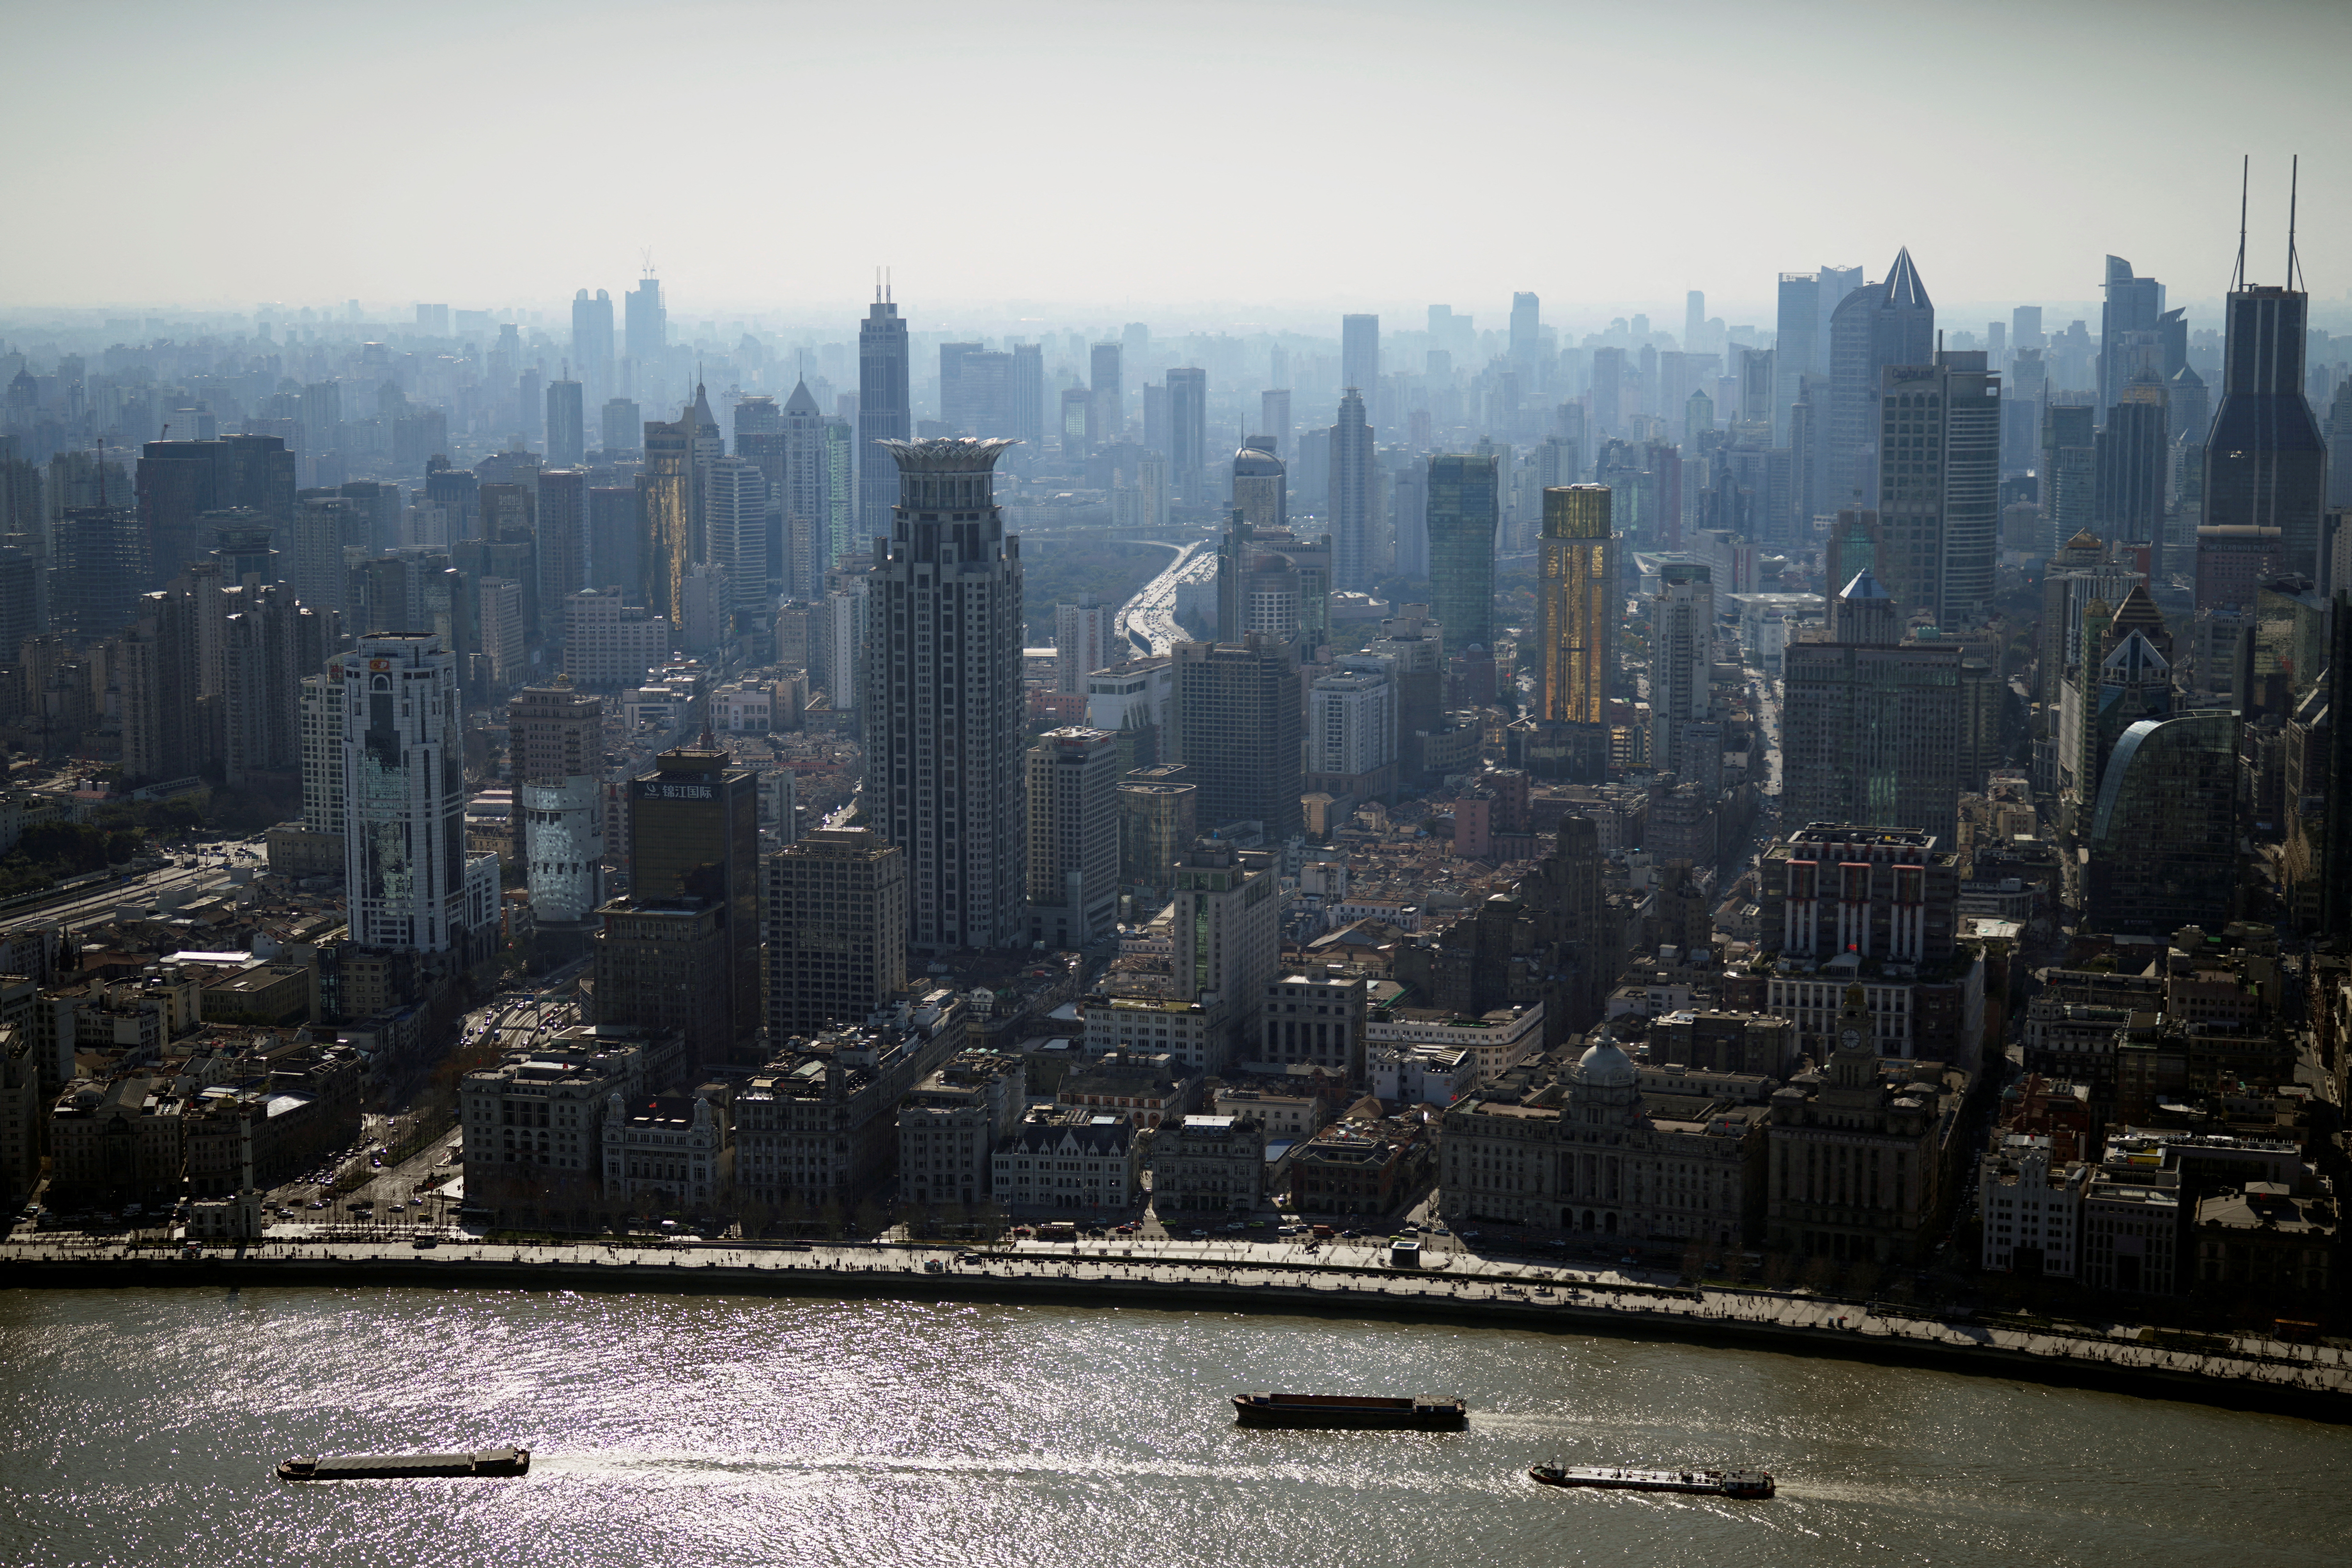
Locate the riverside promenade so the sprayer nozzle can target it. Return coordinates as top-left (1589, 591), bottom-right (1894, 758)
top-left (10, 1231), bottom-right (2347, 1420)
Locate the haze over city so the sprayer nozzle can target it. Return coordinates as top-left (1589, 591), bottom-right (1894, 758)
top-left (3, 4), bottom-right (2351, 1566)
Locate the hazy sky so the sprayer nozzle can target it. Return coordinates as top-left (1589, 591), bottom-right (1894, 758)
top-left (6, 0), bottom-right (2346, 328)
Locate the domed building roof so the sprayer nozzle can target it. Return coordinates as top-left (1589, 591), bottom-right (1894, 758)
top-left (1572, 1029), bottom-right (1636, 1089)
top-left (1232, 444), bottom-right (1285, 478)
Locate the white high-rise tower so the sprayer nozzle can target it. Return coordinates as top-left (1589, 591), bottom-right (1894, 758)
top-left (342, 632), bottom-right (498, 953)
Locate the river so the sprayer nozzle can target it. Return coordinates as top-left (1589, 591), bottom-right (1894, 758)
top-left (3, 1286), bottom-right (2344, 1567)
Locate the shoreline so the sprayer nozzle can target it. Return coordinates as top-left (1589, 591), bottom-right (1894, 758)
top-left (9, 1240), bottom-right (2347, 1424)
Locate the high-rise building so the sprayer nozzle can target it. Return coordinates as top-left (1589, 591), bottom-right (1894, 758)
top-left (624, 273), bottom-right (665, 367)
top-left (2201, 282), bottom-right (2326, 585)
top-left (1781, 570), bottom-right (1963, 839)
top-left (1536, 485), bottom-right (1614, 727)
top-left (1648, 561), bottom-right (1713, 781)
top-left (1089, 341), bottom-right (1122, 449)
top-left (299, 658), bottom-right (346, 841)
top-left (1009, 342), bottom-right (1044, 454)
top-left (2084, 710), bottom-right (2239, 935)
top-left (762, 827), bottom-right (908, 1039)
top-left (600, 397), bottom-right (640, 455)
top-left (545, 377), bottom-right (585, 468)
top-left (1167, 367), bottom-right (1207, 505)
top-left (2095, 376), bottom-right (2171, 578)
top-left (767, 379), bottom-right (830, 591)
top-left (1341, 314), bottom-right (1380, 397)
top-left (1426, 453), bottom-right (1498, 655)
top-left (1509, 292), bottom-right (1542, 373)
top-left (342, 632), bottom-right (498, 955)
top-left (857, 289), bottom-right (911, 536)
top-left (537, 469), bottom-right (585, 635)
top-left (865, 438), bottom-right (1027, 951)
top-left (1024, 727), bottom-right (1121, 950)
top-left (2099, 256), bottom-right (2166, 419)
top-left (51, 506), bottom-right (146, 642)
top-left (1331, 389), bottom-right (1375, 589)
top-left (607, 741), bottom-right (761, 1071)
top-left (703, 455), bottom-right (769, 629)
top-left (1165, 841), bottom-right (1282, 1074)
top-left (1260, 388), bottom-right (1292, 462)
top-left (1828, 249), bottom-right (1934, 512)
top-left (571, 289), bottom-right (615, 400)
top-left (508, 679), bottom-right (605, 926)
top-left (1117, 769), bottom-right (1196, 899)
top-left (1876, 350), bottom-right (2000, 628)
top-left (1232, 439), bottom-right (1286, 529)
top-left (637, 406), bottom-right (694, 626)
top-left (1774, 272), bottom-right (1822, 443)
top-left (1172, 634), bottom-right (1303, 839)
top-left (1056, 597), bottom-right (1118, 694)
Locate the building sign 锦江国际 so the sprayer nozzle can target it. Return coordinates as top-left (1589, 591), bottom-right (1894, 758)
top-left (635, 781), bottom-right (716, 801)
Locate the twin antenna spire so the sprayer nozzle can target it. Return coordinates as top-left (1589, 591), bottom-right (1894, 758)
top-left (874, 266), bottom-right (892, 304)
top-left (2230, 154), bottom-right (2306, 294)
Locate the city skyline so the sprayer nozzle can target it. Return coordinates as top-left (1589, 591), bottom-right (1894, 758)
top-left (3, 2), bottom-right (2347, 318)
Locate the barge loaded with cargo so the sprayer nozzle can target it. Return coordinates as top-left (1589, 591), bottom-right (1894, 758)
top-left (277, 1447), bottom-right (530, 1482)
top-left (1527, 1461), bottom-right (1772, 1498)
top-left (1231, 1393), bottom-right (1466, 1429)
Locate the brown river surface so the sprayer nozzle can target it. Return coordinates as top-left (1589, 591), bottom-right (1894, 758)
top-left (3, 1285), bottom-right (2346, 1567)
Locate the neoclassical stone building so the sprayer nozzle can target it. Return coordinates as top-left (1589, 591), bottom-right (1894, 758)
top-left (1439, 1030), bottom-right (1768, 1250)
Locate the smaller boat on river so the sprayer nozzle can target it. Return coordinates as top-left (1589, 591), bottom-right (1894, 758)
top-left (1231, 1393), bottom-right (1467, 1429)
top-left (277, 1447), bottom-right (530, 1482)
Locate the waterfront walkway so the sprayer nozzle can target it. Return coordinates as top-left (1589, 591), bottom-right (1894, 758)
top-left (9, 1231), bottom-right (2347, 1411)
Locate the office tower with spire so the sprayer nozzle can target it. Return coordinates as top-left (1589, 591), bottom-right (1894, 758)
top-left (1828, 249), bottom-right (1934, 509)
top-left (1781, 570), bottom-right (1963, 838)
top-left (1341, 314), bottom-right (1380, 401)
top-left (2099, 256), bottom-right (2166, 420)
top-left (1536, 485), bottom-right (1614, 727)
top-left (1172, 633), bottom-right (1302, 840)
top-left (1876, 350), bottom-right (2000, 628)
top-left (2202, 175), bottom-right (2327, 585)
top-left (858, 287), bottom-right (911, 537)
top-left (342, 632), bottom-right (498, 956)
top-left (1331, 388), bottom-right (1375, 589)
top-left (1025, 726), bottom-right (1121, 950)
top-left (771, 379), bottom-right (831, 590)
top-left (1426, 453), bottom-right (1498, 655)
top-left (866, 438), bottom-right (1027, 951)
top-left (545, 376), bottom-right (584, 468)
top-left (1168, 367), bottom-right (1208, 505)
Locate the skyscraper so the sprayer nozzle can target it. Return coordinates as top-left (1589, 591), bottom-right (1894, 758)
top-left (1341, 314), bottom-right (1380, 401)
top-left (537, 469), bottom-right (585, 635)
top-left (545, 376), bottom-right (585, 468)
top-left (1168, 367), bottom-right (1207, 505)
top-left (1774, 272), bottom-right (1821, 443)
top-left (1828, 249), bottom-right (1934, 510)
top-left (508, 678), bottom-right (604, 926)
top-left (1009, 342), bottom-right (1044, 453)
top-left (1536, 485), bottom-right (1614, 726)
top-left (857, 288), bottom-right (911, 536)
top-left (1876, 350), bottom-right (2000, 628)
top-left (2084, 711), bottom-right (2239, 936)
top-left (342, 632), bottom-right (498, 955)
top-left (571, 289), bottom-right (615, 401)
top-left (2202, 280), bottom-right (2326, 585)
top-left (1648, 562), bottom-right (1713, 780)
top-left (703, 455), bottom-right (769, 629)
top-left (2096, 375), bottom-right (2171, 578)
top-left (600, 397), bottom-right (640, 455)
top-left (866, 438), bottom-right (1027, 951)
top-left (1172, 634), bottom-right (1303, 839)
top-left (636, 408), bottom-right (692, 626)
top-left (1426, 453), bottom-right (1499, 655)
top-left (1781, 570), bottom-right (1963, 838)
top-left (1055, 597), bottom-right (1117, 694)
top-left (1260, 388), bottom-right (1292, 462)
top-left (762, 827), bottom-right (907, 1040)
top-left (622, 740), bottom-right (760, 1067)
top-left (1331, 388), bottom-right (1374, 589)
top-left (777, 379), bottom-right (831, 591)
top-left (1232, 439), bottom-right (1286, 529)
top-left (624, 273), bottom-right (665, 367)
top-left (1024, 726), bottom-right (1121, 950)
top-left (1509, 292), bottom-right (1542, 374)
top-left (2099, 256), bottom-right (2166, 419)
top-left (1090, 341), bottom-right (1121, 450)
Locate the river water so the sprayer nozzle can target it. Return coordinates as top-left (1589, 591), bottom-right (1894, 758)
top-left (3, 1286), bottom-right (2345, 1568)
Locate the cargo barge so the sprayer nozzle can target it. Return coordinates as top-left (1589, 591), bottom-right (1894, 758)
top-left (1231, 1393), bottom-right (1466, 1429)
top-left (277, 1447), bottom-right (530, 1482)
top-left (1528, 1461), bottom-right (1772, 1499)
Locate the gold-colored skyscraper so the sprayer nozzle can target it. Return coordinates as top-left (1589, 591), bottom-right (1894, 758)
top-left (1537, 485), bottom-right (1615, 724)
top-left (636, 410), bottom-right (693, 627)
